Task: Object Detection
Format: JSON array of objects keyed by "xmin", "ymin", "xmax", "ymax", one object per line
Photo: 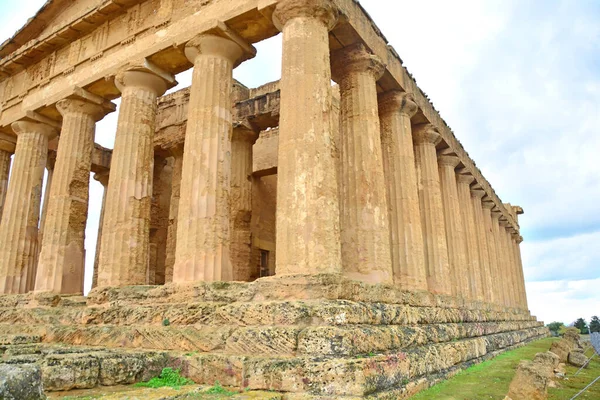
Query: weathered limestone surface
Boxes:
[
  {"xmin": 98, "ymin": 68, "xmax": 172, "ymax": 287},
  {"xmin": 379, "ymin": 92, "xmax": 427, "ymax": 291},
  {"xmin": 36, "ymin": 98, "xmax": 114, "ymax": 294},
  {"xmin": 332, "ymin": 43, "xmax": 392, "ymax": 284},
  {"xmin": 149, "ymin": 156, "xmax": 172, "ymax": 285},
  {"xmin": 438, "ymin": 153, "xmax": 469, "ymax": 297},
  {"xmin": 230, "ymin": 126, "xmax": 259, "ymax": 282},
  {"xmin": 413, "ymin": 124, "xmax": 450, "ymax": 295},
  {"xmin": 173, "ymin": 33, "xmax": 254, "ymax": 283},
  {"xmin": 499, "ymin": 220, "xmax": 516, "ymax": 307},
  {"xmin": 471, "ymin": 188, "xmax": 493, "ymax": 303},
  {"xmin": 0, "ymin": 137, "xmax": 15, "ymax": 223},
  {"xmin": 456, "ymin": 173, "xmax": 482, "ymax": 301},
  {"xmin": 164, "ymin": 147, "xmax": 183, "ymax": 283},
  {"xmin": 483, "ymin": 202, "xmax": 501, "ymax": 305},
  {"xmin": 273, "ymin": 0, "xmax": 342, "ymax": 276},
  {"xmin": 0, "ymin": 121, "xmax": 57, "ymax": 295},
  {"xmin": 91, "ymin": 171, "xmax": 109, "ymax": 290},
  {"xmin": 514, "ymin": 235, "xmax": 529, "ymax": 310}
]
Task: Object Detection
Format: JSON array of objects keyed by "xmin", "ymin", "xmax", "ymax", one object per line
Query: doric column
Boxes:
[
  {"xmin": 509, "ymin": 229, "xmax": 524, "ymax": 308},
  {"xmin": 98, "ymin": 65, "xmax": 174, "ymax": 287},
  {"xmin": 0, "ymin": 121, "xmax": 57, "ymax": 294},
  {"xmin": 149, "ymin": 155, "xmax": 172, "ymax": 285},
  {"xmin": 164, "ymin": 146, "xmax": 183, "ymax": 283},
  {"xmin": 482, "ymin": 201, "xmax": 501, "ymax": 305},
  {"xmin": 172, "ymin": 32, "xmax": 254, "ymax": 283},
  {"xmin": 0, "ymin": 136, "xmax": 16, "ymax": 222},
  {"xmin": 471, "ymin": 188, "xmax": 493, "ymax": 303},
  {"xmin": 272, "ymin": 0, "xmax": 342, "ymax": 276},
  {"xmin": 331, "ymin": 43, "xmax": 392, "ymax": 284},
  {"xmin": 438, "ymin": 152, "xmax": 469, "ymax": 297},
  {"xmin": 456, "ymin": 173, "xmax": 482, "ymax": 301},
  {"xmin": 36, "ymin": 98, "xmax": 114, "ymax": 294},
  {"xmin": 378, "ymin": 91, "xmax": 427, "ymax": 291},
  {"xmin": 514, "ymin": 234, "xmax": 528, "ymax": 309},
  {"xmin": 230, "ymin": 125, "xmax": 259, "ymax": 282},
  {"xmin": 412, "ymin": 124, "xmax": 450, "ymax": 295},
  {"xmin": 91, "ymin": 171, "xmax": 109, "ymax": 289},
  {"xmin": 498, "ymin": 219, "xmax": 516, "ymax": 307},
  {"xmin": 37, "ymin": 152, "xmax": 56, "ymax": 250},
  {"xmin": 490, "ymin": 210, "xmax": 506, "ymax": 306}
]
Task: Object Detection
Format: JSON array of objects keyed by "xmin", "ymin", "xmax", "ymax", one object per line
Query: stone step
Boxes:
[
  {"xmin": 0, "ymin": 331, "xmax": 547, "ymax": 397},
  {"xmin": 0, "ymin": 299, "xmax": 540, "ymax": 328},
  {"xmin": 0, "ymin": 334, "xmax": 42, "ymax": 346},
  {"xmin": 0, "ymin": 321, "xmax": 544, "ymax": 355}
]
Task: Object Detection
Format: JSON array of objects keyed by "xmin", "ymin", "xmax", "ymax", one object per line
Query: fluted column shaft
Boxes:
[
  {"xmin": 332, "ymin": 44, "xmax": 392, "ymax": 284},
  {"xmin": 482, "ymin": 202, "xmax": 501, "ymax": 305},
  {"xmin": 272, "ymin": 0, "xmax": 342, "ymax": 276},
  {"xmin": 509, "ymin": 230, "xmax": 524, "ymax": 308},
  {"xmin": 0, "ymin": 139, "xmax": 16, "ymax": 224},
  {"xmin": 36, "ymin": 99, "xmax": 111, "ymax": 294},
  {"xmin": 91, "ymin": 172, "xmax": 109, "ymax": 289},
  {"xmin": 471, "ymin": 189, "xmax": 493, "ymax": 303},
  {"xmin": 33, "ymin": 153, "xmax": 56, "ymax": 291},
  {"xmin": 514, "ymin": 235, "xmax": 528, "ymax": 309},
  {"xmin": 98, "ymin": 70, "xmax": 170, "ymax": 287},
  {"xmin": 378, "ymin": 92, "xmax": 427, "ymax": 291},
  {"xmin": 499, "ymin": 221, "xmax": 516, "ymax": 307},
  {"xmin": 412, "ymin": 124, "xmax": 450, "ymax": 295},
  {"xmin": 149, "ymin": 156, "xmax": 172, "ymax": 285},
  {"xmin": 230, "ymin": 127, "xmax": 258, "ymax": 282},
  {"xmin": 456, "ymin": 174, "xmax": 482, "ymax": 300},
  {"xmin": 0, "ymin": 121, "xmax": 57, "ymax": 294},
  {"xmin": 438, "ymin": 154, "xmax": 469, "ymax": 297},
  {"xmin": 173, "ymin": 34, "xmax": 251, "ymax": 283},
  {"xmin": 491, "ymin": 211, "xmax": 508, "ymax": 306},
  {"xmin": 164, "ymin": 147, "xmax": 183, "ymax": 283}
]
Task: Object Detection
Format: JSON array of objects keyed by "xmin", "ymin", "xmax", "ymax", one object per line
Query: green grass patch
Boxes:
[
  {"xmin": 410, "ymin": 337, "xmax": 600, "ymax": 400},
  {"xmin": 134, "ymin": 367, "xmax": 194, "ymax": 389}
]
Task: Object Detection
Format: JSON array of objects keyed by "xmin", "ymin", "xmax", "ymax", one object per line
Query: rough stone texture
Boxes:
[
  {"xmin": 173, "ymin": 34, "xmax": 253, "ymax": 283},
  {"xmin": 438, "ymin": 153, "xmax": 469, "ymax": 298},
  {"xmin": 492, "ymin": 213, "xmax": 510, "ymax": 306},
  {"xmin": 378, "ymin": 92, "xmax": 427, "ymax": 291},
  {"xmin": 568, "ymin": 350, "xmax": 587, "ymax": 367},
  {"xmin": 97, "ymin": 69, "xmax": 171, "ymax": 287},
  {"xmin": 91, "ymin": 171, "xmax": 109, "ymax": 290},
  {"xmin": 0, "ymin": 121, "xmax": 57, "ymax": 295},
  {"xmin": 273, "ymin": 0, "xmax": 342, "ymax": 277},
  {"xmin": 0, "ymin": 141, "xmax": 15, "ymax": 223},
  {"xmin": 412, "ymin": 124, "xmax": 450, "ymax": 295},
  {"xmin": 483, "ymin": 202, "xmax": 502, "ymax": 306},
  {"xmin": 149, "ymin": 156, "xmax": 172, "ymax": 285},
  {"xmin": 164, "ymin": 146, "xmax": 183, "ymax": 283},
  {"xmin": 471, "ymin": 189, "xmax": 494, "ymax": 303},
  {"xmin": 230, "ymin": 126, "xmax": 259, "ymax": 282},
  {"xmin": 332, "ymin": 43, "xmax": 392, "ymax": 284},
  {"xmin": 0, "ymin": 363, "xmax": 46, "ymax": 400},
  {"xmin": 36, "ymin": 98, "xmax": 113, "ymax": 294},
  {"xmin": 506, "ymin": 351, "xmax": 559, "ymax": 400},
  {"xmin": 500, "ymin": 222, "xmax": 518, "ymax": 308}
]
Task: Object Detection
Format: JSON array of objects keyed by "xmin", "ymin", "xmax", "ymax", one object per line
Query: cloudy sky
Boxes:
[{"xmin": 0, "ymin": 0, "xmax": 597, "ymax": 325}]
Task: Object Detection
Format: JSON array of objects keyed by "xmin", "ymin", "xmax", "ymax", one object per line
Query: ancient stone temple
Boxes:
[{"xmin": 0, "ymin": 0, "xmax": 546, "ymax": 397}]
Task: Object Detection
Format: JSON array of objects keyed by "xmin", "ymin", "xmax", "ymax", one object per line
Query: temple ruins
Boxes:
[{"xmin": 0, "ymin": 0, "xmax": 546, "ymax": 398}]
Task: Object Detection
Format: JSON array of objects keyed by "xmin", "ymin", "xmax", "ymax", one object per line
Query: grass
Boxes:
[
  {"xmin": 134, "ymin": 367, "xmax": 194, "ymax": 389},
  {"xmin": 411, "ymin": 337, "xmax": 600, "ymax": 400}
]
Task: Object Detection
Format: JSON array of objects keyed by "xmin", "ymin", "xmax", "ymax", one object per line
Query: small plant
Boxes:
[
  {"xmin": 163, "ymin": 318, "xmax": 171, "ymax": 326},
  {"xmin": 135, "ymin": 367, "xmax": 194, "ymax": 389},
  {"xmin": 204, "ymin": 381, "xmax": 237, "ymax": 396}
]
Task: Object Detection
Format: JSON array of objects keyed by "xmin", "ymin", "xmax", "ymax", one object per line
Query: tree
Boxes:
[
  {"xmin": 590, "ymin": 316, "xmax": 600, "ymax": 333},
  {"xmin": 573, "ymin": 317, "xmax": 589, "ymax": 334},
  {"xmin": 546, "ymin": 321, "xmax": 566, "ymax": 336}
]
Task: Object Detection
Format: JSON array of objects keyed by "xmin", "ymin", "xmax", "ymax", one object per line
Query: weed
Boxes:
[
  {"xmin": 135, "ymin": 367, "xmax": 194, "ymax": 389},
  {"xmin": 204, "ymin": 381, "xmax": 237, "ymax": 396},
  {"xmin": 162, "ymin": 318, "xmax": 171, "ymax": 326}
]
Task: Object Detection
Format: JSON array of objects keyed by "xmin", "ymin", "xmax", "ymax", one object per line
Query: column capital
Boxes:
[
  {"xmin": 412, "ymin": 123, "xmax": 441, "ymax": 145},
  {"xmin": 56, "ymin": 98, "xmax": 115, "ymax": 122},
  {"xmin": 331, "ymin": 43, "xmax": 386, "ymax": 82},
  {"xmin": 470, "ymin": 188, "xmax": 486, "ymax": 199},
  {"xmin": 378, "ymin": 91, "xmax": 418, "ymax": 118},
  {"xmin": 437, "ymin": 152, "xmax": 460, "ymax": 168},
  {"xmin": 481, "ymin": 200, "xmax": 495, "ymax": 210},
  {"xmin": 93, "ymin": 171, "xmax": 109, "ymax": 187},
  {"xmin": 185, "ymin": 28, "xmax": 256, "ymax": 68},
  {"xmin": 491, "ymin": 209, "xmax": 502, "ymax": 220},
  {"xmin": 517, "ymin": 235, "xmax": 524, "ymax": 244},
  {"xmin": 0, "ymin": 133, "xmax": 16, "ymax": 153},
  {"xmin": 456, "ymin": 172, "xmax": 475, "ymax": 185},
  {"xmin": 273, "ymin": 0, "xmax": 339, "ymax": 31},
  {"xmin": 11, "ymin": 120, "xmax": 58, "ymax": 140},
  {"xmin": 498, "ymin": 218, "xmax": 509, "ymax": 228},
  {"xmin": 115, "ymin": 60, "xmax": 177, "ymax": 97}
]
